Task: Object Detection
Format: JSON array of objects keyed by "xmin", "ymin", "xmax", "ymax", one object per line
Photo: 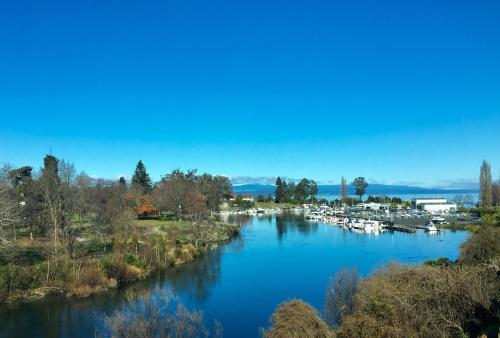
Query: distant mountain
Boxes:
[{"xmin": 232, "ymin": 183, "xmax": 478, "ymax": 197}]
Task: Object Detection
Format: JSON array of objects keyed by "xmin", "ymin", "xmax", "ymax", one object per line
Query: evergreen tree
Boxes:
[
  {"xmin": 310, "ymin": 180, "xmax": 318, "ymax": 203},
  {"xmin": 118, "ymin": 176, "xmax": 127, "ymax": 192},
  {"xmin": 340, "ymin": 176, "xmax": 348, "ymax": 203},
  {"xmin": 479, "ymin": 160, "xmax": 492, "ymax": 207},
  {"xmin": 275, "ymin": 177, "xmax": 285, "ymax": 203},
  {"xmin": 284, "ymin": 181, "xmax": 294, "ymax": 203},
  {"xmin": 132, "ymin": 160, "xmax": 152, "ymax": 194}
]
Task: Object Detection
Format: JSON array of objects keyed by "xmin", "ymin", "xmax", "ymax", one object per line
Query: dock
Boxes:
[{"xmin": 385, "ymin": 223, "xmax": 417, "ymax": 233}]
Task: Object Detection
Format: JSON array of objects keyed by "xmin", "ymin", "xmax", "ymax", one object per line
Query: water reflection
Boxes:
[
  {"xmin": 275, "ymin": 213, "xmax": 318, "ymax": 240},
  {"xmin": 163, "ymin": 247, "xmax": 223, "ymax": 302}
]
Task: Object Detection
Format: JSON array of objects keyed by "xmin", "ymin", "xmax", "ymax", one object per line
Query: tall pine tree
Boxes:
[
  {"xmin": 275, "ymin": 177, "xmax": 285, "ymax": 203},
  {"xmin": 132, "ymin": 160, "xmax": 152, "ymax": 194},
  {"xmin": 340, "ymin": 176, "xmax": 348, "ymax": 203},
  {"xmin": 479, "ymin": 160, "xmax": 492, "ymax": 207}
]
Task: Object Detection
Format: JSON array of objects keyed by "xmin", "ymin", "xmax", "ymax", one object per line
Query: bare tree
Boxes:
[
  {"xmin": 196, "ymin": 174, "xmax": 231, "ymax": 212},
  {"xmin": 155, "ymin": 170, "xmax": 197, "ymax": 218},
  {"xmin": 0, "ymin": 181, "xmax": 19, "ymax": 250},
  {"xmin": 58, "ymin": 159, "xmax": 76, "ymax": 186},
  {"xmin": 39, "ymin": 155, "xmax": 65, "ymax": 252},
  {"xmin": 479, "ymin": 160, "xmax": 492, "ymax": 207},
  {"xmin": 324, "ymin": 268, "xmax": 360, "ymax": 327}
]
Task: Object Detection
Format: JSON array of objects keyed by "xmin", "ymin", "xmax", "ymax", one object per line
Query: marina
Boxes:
[{"xmin": 218, "ymin": 198, "xmax": 476, "ymax": 235}]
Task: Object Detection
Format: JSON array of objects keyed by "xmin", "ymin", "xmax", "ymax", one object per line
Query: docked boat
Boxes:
[
  {"xmin": 430, "ymin": 216, "xmax": 447, "ymax": 225},
  {"xmin": 424, "ymin": 222, "xmax": 439, "ymax": 232}
]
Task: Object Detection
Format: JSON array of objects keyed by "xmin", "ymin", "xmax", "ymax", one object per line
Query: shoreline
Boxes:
[{"xmin": 0, "ymin": 222, "xmax": 240, "ymax": 305}]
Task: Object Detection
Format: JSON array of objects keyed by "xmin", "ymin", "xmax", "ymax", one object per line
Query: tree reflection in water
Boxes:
[
  {"xmin": 163, "ymin": 248, "xmax": 223, "ymax": 302},
  {"xmin": 276, "ymin": 213, "xmax": 318, "ymax": 241}
]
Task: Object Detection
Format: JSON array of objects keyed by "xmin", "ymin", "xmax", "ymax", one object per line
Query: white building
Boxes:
[
  {"xmin": 412, "ymin": 198, "xmax": 457, "ymax": 213},
  {"xmin": 356, "ymin": 202, "xmax": 390, "ymax": 211}
]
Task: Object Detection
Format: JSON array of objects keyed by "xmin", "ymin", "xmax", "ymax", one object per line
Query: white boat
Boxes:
[
  {"xmin": 425, "ymin": 222, "xmax": 439, "ymax": 232},
  {"xmin": 337, "ymin": 217, "xmax": 349, "ymax": 227},
  {"xmin": 430, "ymin": 216, "xmax": 447, "ymax": 225},
  {"xmin": 306, "ymin": 211, "xmax": 323, "ymax": 220}
]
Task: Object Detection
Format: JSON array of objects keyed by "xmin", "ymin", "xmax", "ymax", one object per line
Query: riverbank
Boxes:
[
  {"xmin": 0, "ymin": 218, "xmax": 240, "ymax": 304},
  {"xmin": 0, "ymin": 212, "xmax": 471, "ymax": 338}
]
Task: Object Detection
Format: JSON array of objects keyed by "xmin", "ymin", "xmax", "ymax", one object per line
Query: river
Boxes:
[{"xmin": 0, "ymin": 213, "xmax": 468, "ymax": 338}]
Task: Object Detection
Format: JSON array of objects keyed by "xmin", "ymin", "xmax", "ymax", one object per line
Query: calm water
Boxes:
[{"xmin": 0, "ymin": 214, "xmax": 468, "ymax": 338}]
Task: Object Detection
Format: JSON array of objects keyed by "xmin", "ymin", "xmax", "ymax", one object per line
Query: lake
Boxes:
[{"xmin": 0, "ymin": 213, "xmax": 468, "ymax": 338}]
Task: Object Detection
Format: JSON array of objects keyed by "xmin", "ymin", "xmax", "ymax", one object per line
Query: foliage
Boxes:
[
  {"xmin": 351, "ymin": 177, "xmax": 368, "ymax": 200},
  {"xmin": 340, "ymin": 176, "xmax": 348, "ymax": 203},
  {"xmin": 273, "ymin": 177, "xmax": 318, "ymax": 204},
  {"xmin": 479, "ymin": 159, "xmax": 493, "ymax": 207},
  {"xmin": 256, "ymin": 195, "xmax": 274, "ymax": 203},
  {"xmin": 230, "ymin": 195, "xmax": 255, "ymax": 209},
  {"xmin": 459, "ymin": 225, "xmax": 500, "ymax": 265},
  {"xmin": 365, "ymin": 195, "xmax": 402, "ymax": 204},
  {"xmin": 131, "ymin": 160, "xmax": 153, "ymax": 194},
  {"xmin": 0, "ymin": 155, "xmax": 239, "ymax": 303},
  {"xmin": 274, "ymin": 177, "xmax": 286, "ymax": 203},
  {"xmin": 336, "ymin": 261, "xmax": 500, "ymax": 338},
  {"xmin": 264, "ymin": 299, "xmax": 333, "ymax": 338},
  {"xmin": 424, "ymin": 257, "xmax": 453, "ymax": 267},
  {"xmin": 155, "ymin": 169, "xmax": 230, "ymax": 217}
]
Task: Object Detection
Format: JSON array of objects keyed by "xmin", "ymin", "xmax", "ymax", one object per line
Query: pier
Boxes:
[{"xmin": 385, "ymin": 222, "xmax": 417, "ymax": 233}]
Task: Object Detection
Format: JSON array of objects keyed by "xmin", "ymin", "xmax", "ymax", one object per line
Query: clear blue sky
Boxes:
[{"xmin": 1, "ymin": 0, "xmax": 499, "ymax": 187}]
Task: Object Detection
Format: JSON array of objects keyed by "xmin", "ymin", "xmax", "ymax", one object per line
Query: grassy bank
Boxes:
[{"xmin": 0, "ymin": 217, "xmax": 239, "ymax": 304}]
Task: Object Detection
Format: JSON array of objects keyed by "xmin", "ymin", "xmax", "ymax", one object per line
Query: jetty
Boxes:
[{"xmin": 385, "ymin": 222, "xmax": 417, "ymax": 233}]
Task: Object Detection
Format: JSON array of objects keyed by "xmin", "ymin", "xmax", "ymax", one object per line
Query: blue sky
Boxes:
[{"xmin": 1, "ymin": 0, "xmax": 499, "ymax": 187}]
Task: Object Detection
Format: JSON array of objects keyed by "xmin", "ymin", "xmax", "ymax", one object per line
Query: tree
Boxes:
[
  {"xmin": 39, "ymin": 155, "xmax": 65, "ymax": 250},
  {"xmin": 340, "ymin": 177, "xmax": 348, "ymax": 204},
  {"xmin": 195, "ymin": 174, "xmax": 231, "ymax": 211},
  {"xmin": 479, "ymin": 160, "xmax": 493, "ymax": 207},
  {"xmin": 186, "ymin": 191, "xmax": 208, "ymax": 222},
  {"xmin": 324, "ymin": 268, "xmax": 360, "ymax": 327},
  {"xmin": 131, "ymin": 160, "xmax": 153, "ymax": 194},
  {"xmin": 493, "ymin": 183, "xmax": 500, "ymax": 207},
  {"xmin": 58, "ymin": 159, "xmax": 76, "ymax": 186},
  {"xmin": 155, "ymin": 170, "xmax": 197, "ymax": 218},
  {"xmin": 275, "ymin": 177, "xmax": 285, "ymax": 203},
  {"xmin": 0, "ymin": 180, "xmax": 19, "ymax": 250},
  {"xmin": 118, "ymin": 176, "xmax": 127, "ymax": 192},
  {"xmin": 310, "ymin": 180, "xmax": 318, "ymax": 203},
  {"xmin": 9, "ymin": 165, "xmax": 44, "ymax": 237},
  {"xmin": 295, "ymin": 178, "xmax": 311, "ymax": 203},
  {"xmin": 284, "ymin": 181, "xmax": 293, "ymax": 203},
  {"xmin": 351, "ymin": 177, "xmax": 368, "ymax": 201},
  {"xmin": 8, "ymin": 165, "xmax": 32, "ymax": 187}
]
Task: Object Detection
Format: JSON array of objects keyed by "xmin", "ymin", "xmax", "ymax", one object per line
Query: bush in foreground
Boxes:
[
  {"xmin": 264, "ymin": 299, "xmax": 333, "ymax": 338},
  {"xmin": 335, "ymin": 260, "xmax": 500, "ymax": 338}
]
